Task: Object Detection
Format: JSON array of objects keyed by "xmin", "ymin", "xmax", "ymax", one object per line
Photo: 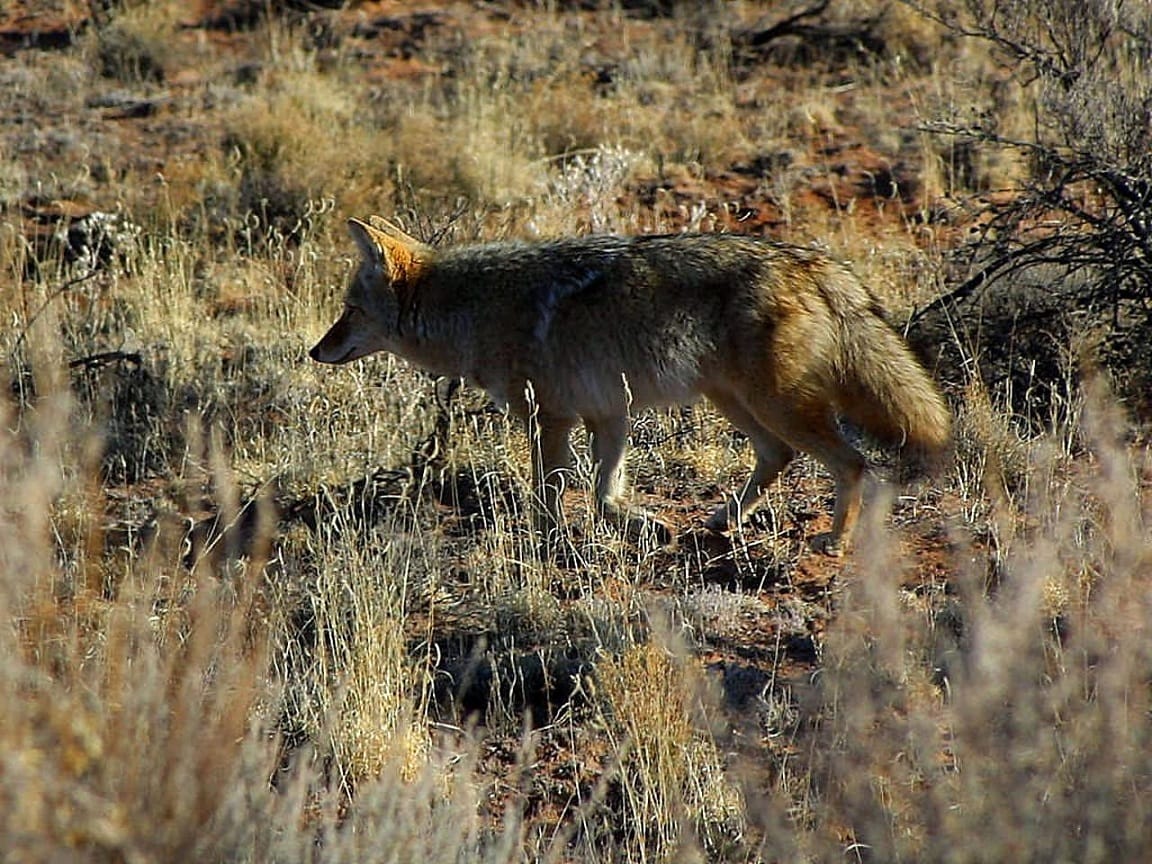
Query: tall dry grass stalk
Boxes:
[
  {"xmin": 275, "ymin": 512, "xmax": 436, "ymax": 787},
  {"xmin": 0, "ymin": 386, "xmax": 520, "ymax": 862},
  {"xmin": 771, "ymin": 379, "xmax": 1152, "ymax": 862},
  {"xmin": 0, "ymin": 391, "xmax": 269, "ymax": 860},
  {"xmin": 597, "ymin": 639, "xmax": 747, "ymax": 860}
]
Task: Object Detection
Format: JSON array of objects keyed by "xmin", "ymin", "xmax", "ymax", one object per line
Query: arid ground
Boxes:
[{"xmin": 2, "ymin": 1, "xmax": 1151, "ymax": 861}]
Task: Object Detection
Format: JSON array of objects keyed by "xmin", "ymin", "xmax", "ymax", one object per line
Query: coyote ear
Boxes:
[
  {"xmin": 348, "ymin": 218, "xmax": 384, "ymax": 270},
  {"xmin": 347, "ymin": 217, "xmax": 428, "ymax": 286},
  {"xmin": 366, "ymin": 215, "xmax": 424, "ymax": 247}
]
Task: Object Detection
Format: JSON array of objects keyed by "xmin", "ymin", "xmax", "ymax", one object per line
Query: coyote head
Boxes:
[{"xmin": 309, "ymin": 217, "xmax": 429, "ymax": 364}]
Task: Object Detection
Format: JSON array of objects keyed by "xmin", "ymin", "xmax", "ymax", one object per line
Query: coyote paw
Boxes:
[
  {"xmin": 603, "ymin": 502, "xmax": 673, "ymax": 546},
  {"xmin": 618, "ymin": 512, "xmax": 673, "ymax": 547},
  {"xmin": 704, "ymin": 506, "xmax": 732, "ymax": 533},
  {"xmin": 811, "ymin": 532, "xmax": 845, "ymax": 557},
  {"xmin": 638, "ymin": 516, "xmax": 674, "ymax": 547}
]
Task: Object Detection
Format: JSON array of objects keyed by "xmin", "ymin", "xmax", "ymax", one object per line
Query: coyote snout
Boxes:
[
  {"xmin": 312, "ymin": 215, "xmax": 951, "ymax": 555},
  {"xmin": 308, "ymin": 314, "xmax": 349, "ymax": 363}
]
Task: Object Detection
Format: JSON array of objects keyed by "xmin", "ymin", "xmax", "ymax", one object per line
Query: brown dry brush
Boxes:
[
  {"xmin": 0, "ymin": 393, "xmax": 268, "ymax": 861},
  {"xmin": 767, "ymin": 378, "xmax": 1152, "ymax": 862},
  {"xmin": 908, "ymin": 0, "xmax": 1152, "ymax": 417},
  {"xmin": 0, "ymin": 389, "xmax": 508, "ymax": 863}
]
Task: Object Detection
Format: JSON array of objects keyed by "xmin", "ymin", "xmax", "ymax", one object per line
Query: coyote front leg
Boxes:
[
  {"xmin": 586, "ymin": 414, "xmax": 672, "ymax": 544},
  {"xmin": 530, "ymin": 415, "xmax": 576, "ymax": 544}
]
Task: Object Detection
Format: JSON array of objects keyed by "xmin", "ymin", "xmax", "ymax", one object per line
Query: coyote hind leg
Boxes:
[
  {"xmin": 704, "ymin": 389, "xmax": 796, "ymax": 532},
  {"xmin": 757, "ymin": 403, "xmax": 866, "ymax": 556}
]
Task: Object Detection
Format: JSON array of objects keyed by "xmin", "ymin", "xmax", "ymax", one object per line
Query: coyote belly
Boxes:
[{"xmin": 311, "ymin": 216, "xmax": 952, "ymax": 554}]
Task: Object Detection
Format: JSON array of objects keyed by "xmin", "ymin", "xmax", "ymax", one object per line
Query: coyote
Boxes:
[{"xmin": 311, "ymin": 216, "xmax": 951, "ymax": 554}]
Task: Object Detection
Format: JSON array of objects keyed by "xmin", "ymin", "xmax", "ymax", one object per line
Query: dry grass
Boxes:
[
  {"xmin": 598, "ymin": 639, "xmax": 747, "ymax": 859},
  {"xmin": 2, "ymin": 1, "xmax": 1150, "ymax": 861},
  {"xmin": 786, "ymin": 383, "xmax": 1152, "ymax": 864}
]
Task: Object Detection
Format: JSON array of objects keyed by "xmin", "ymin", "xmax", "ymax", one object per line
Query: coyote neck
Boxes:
[{"xmin": 397, "ymin": 300, "xmax": 480, "ymax": 382}]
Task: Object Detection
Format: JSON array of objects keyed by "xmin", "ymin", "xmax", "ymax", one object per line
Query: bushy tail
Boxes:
[{"xmin": 834, "ymin": 297, "xmax": 952, "ymax": 467}]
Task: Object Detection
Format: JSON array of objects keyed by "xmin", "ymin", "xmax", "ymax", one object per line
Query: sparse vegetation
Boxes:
[{"xmin": 1, "ymin": 1, "xmax": 1150, "ymax": 861}]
